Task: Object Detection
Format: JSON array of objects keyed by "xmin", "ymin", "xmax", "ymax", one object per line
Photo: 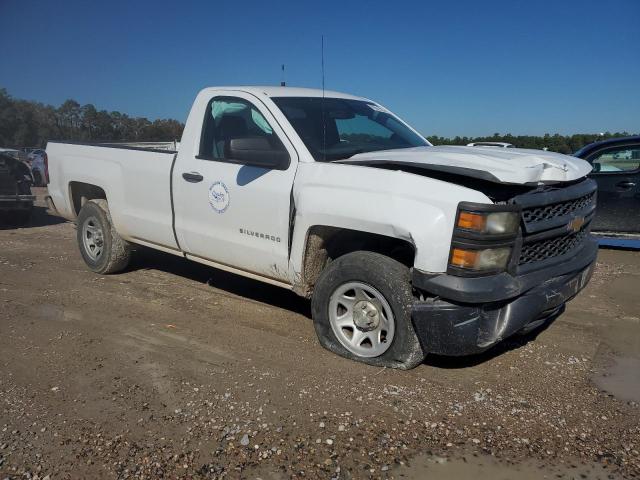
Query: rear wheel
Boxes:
[
  {"xmin": 76, "ymin": 200, "xmax": 131, "ymax": 274},
  {"xmin": 311, "ymin": 251, "xmax": 425, "ymax": 369}
]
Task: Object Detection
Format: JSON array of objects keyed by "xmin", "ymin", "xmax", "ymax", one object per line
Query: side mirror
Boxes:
[
  {"xmin": 591, "ymin": 162, "xmax": 601, "ymax": 173},
  {"xmin": 226, "ymin": 137, "xmax": 290, "ymax": 170}
]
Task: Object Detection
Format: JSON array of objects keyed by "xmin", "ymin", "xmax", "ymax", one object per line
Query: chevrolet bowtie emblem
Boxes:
[{"xmin": 567, "ymin": 216, "xmax": 585, "ymax": 233}]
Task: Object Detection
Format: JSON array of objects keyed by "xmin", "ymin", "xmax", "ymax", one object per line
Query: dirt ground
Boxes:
[{"xmin": 1, "ymin": 189, "xmax": 639, "ymax": 480}]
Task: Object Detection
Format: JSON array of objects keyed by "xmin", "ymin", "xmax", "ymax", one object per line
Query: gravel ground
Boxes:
[{"xmin": 0, "ymin": 189, "xmax": 639, "ymax": 479}]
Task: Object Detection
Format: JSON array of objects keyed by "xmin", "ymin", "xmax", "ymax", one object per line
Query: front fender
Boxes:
[{"xmin": 289, "ymin": 162, "xmax": 491, "ymax": 276}]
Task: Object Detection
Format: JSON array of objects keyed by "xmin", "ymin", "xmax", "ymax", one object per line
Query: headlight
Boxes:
[
  {"xmin": 457, "ymin": 210, "xmax": 520, "ymax": 235},
  {"xmin": 448, "ymin": 203, "xmax": 521, "ymax": 276},
  {"xmin": 450, "ymin": 246, "xmax": 513, "ymax": 272}
]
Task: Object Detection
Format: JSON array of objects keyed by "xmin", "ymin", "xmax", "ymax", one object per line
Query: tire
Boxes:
[
  {"xmin": 311, "ymin": 251, "xmax": 425, "ymax": 369},
  {"xmin": 76, "ymin": 199, "xmax": 131, "ymax": 274}
]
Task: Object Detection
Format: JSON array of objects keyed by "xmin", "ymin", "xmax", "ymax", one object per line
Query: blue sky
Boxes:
[{"xmin": 1, "ymin": 0, "xmax": 638, "ymax": 137}]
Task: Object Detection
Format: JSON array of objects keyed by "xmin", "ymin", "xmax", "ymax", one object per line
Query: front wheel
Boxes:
[{"xmin": 311, "ymin": 251, "xmax": 425, "ymax": 369}]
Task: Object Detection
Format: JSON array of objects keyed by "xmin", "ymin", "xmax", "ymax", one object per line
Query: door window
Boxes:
[
  {"xmin": 199, "ymin": 96, "xmax": 287, "ymax": 162},
  {"xmin": 591, "ymin": 146, "xmax": 640, "ymax": 173}
]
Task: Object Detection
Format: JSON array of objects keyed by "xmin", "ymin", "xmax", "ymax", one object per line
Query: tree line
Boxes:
[
  {"xmin": 0, "ymin": 88, "xmax": 184, "ymax": 148},
  {"xmin": 0, "ymin": 88, "xmax": 635, "ymax": 153}
]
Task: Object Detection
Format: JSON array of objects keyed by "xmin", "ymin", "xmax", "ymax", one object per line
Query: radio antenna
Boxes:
[
  {"xmin": 280, "ymin": 64, "xmax": 286, "ymax": 87},
  {"xmin": 321, "ymin": 35, "xmax": 326, "ymax": 162}
]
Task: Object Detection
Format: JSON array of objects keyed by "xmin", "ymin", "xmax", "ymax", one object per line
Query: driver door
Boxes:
[{"xmin": 172, "ymin": 91, "xmax": 298, "ymax": 282}]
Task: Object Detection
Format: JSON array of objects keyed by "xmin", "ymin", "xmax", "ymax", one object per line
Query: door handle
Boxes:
[
  {"xmin": 616, "ymin": 181, "xmax": 636, "ymax": 189},
  {"xmin": 182, "ymin": 172, "xmax": 204, "ymax": 183}
]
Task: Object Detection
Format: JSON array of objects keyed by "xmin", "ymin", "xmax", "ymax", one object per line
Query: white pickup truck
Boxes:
[{"xmin": 46, "ymin": 86, "xmax": 598, "ymax": 369}]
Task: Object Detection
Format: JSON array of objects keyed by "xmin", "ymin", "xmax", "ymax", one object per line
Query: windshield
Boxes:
[{"xmin": 272, "ymin": 97, "xmax": 428, "ymax": 161}]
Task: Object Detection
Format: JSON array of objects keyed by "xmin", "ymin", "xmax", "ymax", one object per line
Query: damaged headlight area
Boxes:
[
  {"xmin": 448, "ymin": 202, "xmax": 521, "ymax": 275},
  {"xmin": 456, "ymin": 210, "xmax": 519, "ymax": 235}
]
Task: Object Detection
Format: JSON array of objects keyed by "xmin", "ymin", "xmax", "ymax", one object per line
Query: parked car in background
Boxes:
[
  {"xmin": 0, "ymin": 147, "xmax": 31, "ymax": 164},
  {"xmin": 0, "ymin": 151, "xmax": 35, "ymax": 224},
  {"xmin": 466, "ymin": 142, "xmax": 515, "ymax": 148},
  {"xmin": 1, "ymin": 148, "xmax": 47, "ymax": 187},
  {"xmin": 26, "ymin": 148, "xmax": 48, "ymax": 186},
  {"xmin": 574, "ymin": 135, "xmax": 640, "ymax": 245}
]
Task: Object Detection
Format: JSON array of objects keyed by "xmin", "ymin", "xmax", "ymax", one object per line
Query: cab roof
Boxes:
[{"xmin": 199, "ymin": 86, "xmax": 368, "ymax": 101}]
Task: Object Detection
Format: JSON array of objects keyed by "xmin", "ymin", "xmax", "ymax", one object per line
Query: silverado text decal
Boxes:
[{"xmin": 239, "ymin": 228, "xmax": 281, "ymax": 243}]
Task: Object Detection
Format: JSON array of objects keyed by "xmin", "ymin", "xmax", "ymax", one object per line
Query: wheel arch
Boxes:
[
  {"xmin": 68, "ymin": 181, "xmax": 108, "ymax": 218},
  {"xmin": 293, "ymin": 225, "xmax": 416, "ymax": 297}
]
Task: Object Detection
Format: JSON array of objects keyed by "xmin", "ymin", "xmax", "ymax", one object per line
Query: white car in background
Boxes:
[{"xmin": 467, "ymin": 142, "xmax": 515, "ymax": 148}]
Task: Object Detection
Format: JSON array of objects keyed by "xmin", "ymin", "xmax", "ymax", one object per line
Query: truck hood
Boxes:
[{"xmin": 337, "ymin": 145, "xmax": 592, "ymax": 185}]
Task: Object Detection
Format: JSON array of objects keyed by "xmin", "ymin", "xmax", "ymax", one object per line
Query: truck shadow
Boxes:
[
  {"xmin": 0, "ymin": 206, "xmax": 67, "ymax": 230},
  {"xmin": 128, "ymin": 247, "xmax": 559, "ymax": 368},
  {"xmin": 129, "ymin": 247, "xmax": 312, "ymax": 317}
]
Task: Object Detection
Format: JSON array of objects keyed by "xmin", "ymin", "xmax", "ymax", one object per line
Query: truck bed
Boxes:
[{"xmin": 46, "ymin": 141, "xmax": 179, "ymax": 252}]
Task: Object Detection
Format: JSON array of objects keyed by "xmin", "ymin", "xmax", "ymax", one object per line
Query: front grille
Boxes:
[
  {"xmin": 513, "ymin": 179, "xmax": 597, "ymax": 269},
  {"xmin": 519, "ymin": 228, "xmax": 588, "ymax": 265},
  {"xmin": 522, "ymin": 191, "xmax": 595, "ymax": 225}
]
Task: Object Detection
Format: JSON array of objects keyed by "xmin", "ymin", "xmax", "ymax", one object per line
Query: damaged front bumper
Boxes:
[{"xmin": 411, "ymin": 237, "xmax": 598, "ymax": 356}]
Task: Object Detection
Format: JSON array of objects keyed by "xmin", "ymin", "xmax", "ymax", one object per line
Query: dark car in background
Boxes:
[
  {"xmin": 23, "ymin": 148, "xmax": 49, "ymax": 186},
  {"xmin": 575, "ymin": 136, "xmax": 640, "ymax": 245},
  {"xmin": 0, "ymin": 152, "xmax": 35, "ymax": 225}
]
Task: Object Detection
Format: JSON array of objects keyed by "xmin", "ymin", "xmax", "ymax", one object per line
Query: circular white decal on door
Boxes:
[{"xmin": 208, "ymin": 181, "xmax": 230, "ymax": 214}]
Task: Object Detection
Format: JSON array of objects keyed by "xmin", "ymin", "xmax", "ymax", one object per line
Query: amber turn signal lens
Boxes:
[
  {"xmin": 457, "ymin": 211, "xmax": 486, "ymax": 231},
  {"xmin": 450, "ymin": 248, "xmax": 479, "ymax": 268},
  {"xmin": 450, "ymin": 246, "xmax": 512, "ymax": 271}
]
